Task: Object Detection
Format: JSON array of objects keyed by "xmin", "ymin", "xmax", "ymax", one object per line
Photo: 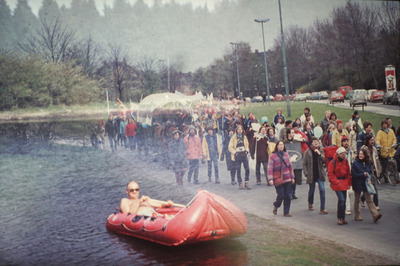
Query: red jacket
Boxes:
[
  {"xmin": 125, "ymin": 122, "xmax": 137, "ymax": 137},
  {"xmin": 184, "ymin": 134, "xmax": 203, "ymax": 160},
  {"xmin": 327, "ymin": 154, "xmax": 352, "ymax": 191},
  {"xmin": 294, "ymin": 130, "xmax": 309, "ymax": 153}
]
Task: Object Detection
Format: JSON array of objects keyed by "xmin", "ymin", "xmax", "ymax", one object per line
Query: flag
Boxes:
[{"xmin": 116, "ymin": 98, "xmax": 127, "ymax": 116}]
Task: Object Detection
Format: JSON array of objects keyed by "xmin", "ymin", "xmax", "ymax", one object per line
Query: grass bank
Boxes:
[
  {"xmin": 241, "ymin": 101, "xmax": 400, "ymax": 131},
  {"xmin": 240, "ymin": 214, "xmax": 394, "ymax": 265}
]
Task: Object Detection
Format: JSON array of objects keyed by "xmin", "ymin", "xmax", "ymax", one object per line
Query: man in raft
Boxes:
[{"xmin": 120, "ymin": 181, "xmax": 175, "ymax": 217}]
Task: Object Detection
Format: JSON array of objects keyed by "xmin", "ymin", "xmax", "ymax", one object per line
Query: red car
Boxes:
[
  {"xmin": 329, "ymin": 92, "xmax": 344, "ymax": 104},
  {"xmin": 274, "ymin": 94, "xmax": 283, "ymax": 101},
  {"xmin": 369, "ymin": 90, "xmax": 384, "ymax": 103}
]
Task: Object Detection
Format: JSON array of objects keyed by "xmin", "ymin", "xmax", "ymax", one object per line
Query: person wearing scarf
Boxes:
[
  {"xmin": 250, "ymin": 126, "xmax": 269, "ymax": 185},
  {"xmin": 229, "ymin": 125, "xmax": 251, "ymax": 189},
  {"xmin": 351, "ymin": 148, "xmax": 382, "ymax": 223},
  {"xmin": 327, "ymin": 147, "xmax": 352, "ymax": 225},
  {"xmin": 375, "ymin": 120, "xmax": 396, "ymax": 183},
  {"xmin": 267, "ymin": 140, "xmax": 295, "ymax": 217},
  {"xmin": 303, "ymin": 137, "xmax": 328, "ymax": 214}
]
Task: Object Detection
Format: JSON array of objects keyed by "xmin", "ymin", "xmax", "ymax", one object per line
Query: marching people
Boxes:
[
  {"xmin": 125, "ymin": 117, "xmax": 137, "ymax": 151},
  {"xmin": 361, "ymin": 135, "xmax": 381, "ymax": 209},
  {"xmin": 105, "ymin": 114, "xmax": 118, "ymax": 152},
  {"xmin": 250, "ymin": 126, "xmax": 270, "ymax": 185},
  {"xmin": 328, "ymin": 147, "xmax": 352, "ymax": 225},
  {"xmin": 168, "ymin": 130, "xmax": 187, "ymax": 186},
  {"xmin": 332, "ymin": 120, "xmax": 348, "ymax": 147},
  {"xmin": 202, "ymin": 127, "xmax": 222, "ymax": 184},
  {"xmin": 221, "ymin": 127, "xmax": 237, "ymax": 185},
  {"xmin": 273, "ymin": 108, "xmax": 285, "ymax": 125},
  {"xmin": 329, "ymin": 112, "xmax": 338, "ymax": 127},
  {"xmin": 279, "ymin": 120, "xmax": 292, "ymax": 141},
  {"xmin": 351, "ymin": 148, "xmax": 382, "ymax": 223},
  {"xmin": 300, "ymin": 107, "xmax": 314, "ymax": 127},
  {"xmin": 375, "ymin": 119, "xmax": 397, "ymax": 183},
  {"xmin": 119, "ymin": 116, "xmax": 128, "ymax": 148},
  {"xmin": 342, "ymin": 136, "xmax": 355, "ymax": 215},
  {"xmin": 292, "ymin": 121, "xmax": 309, "ymax": 153},
  {"xmin": 274, "ymin": 115, "xmax": 285, "ymax": 139},
  {"xmin": 303, "ymin": 137, "xmax": 328, "ymax": 214},
  {"xmin": 320, "ymin": 110, "xmax": 331, "ymax": 133},
  {"xmin": 322, "ymin": 124, "xmax": 335, "ymax": 147},
  {"xmin": 284, "ymin": 128, "xmax": 303, "ymax": 200},
  {"xmin": 267, "ymin": 140, "xmax": 295, "ymax": 217},
  {"xmin": 229, "ymin": 125, "xmax": 251, "ymax": 189},
  {"xmin": 357, "ymin": 121, "xmax": 374, "ymax": 152},
  {"xmin": 184, "ymin": 125, "xmax": 203, "ymax": 184}
]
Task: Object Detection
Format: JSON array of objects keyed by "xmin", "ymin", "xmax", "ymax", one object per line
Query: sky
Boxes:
[{"xmin": 4, "ymin": 0, "xmax": 364, "ymax": 71}]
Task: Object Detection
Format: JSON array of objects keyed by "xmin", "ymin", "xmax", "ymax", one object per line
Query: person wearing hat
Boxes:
[
  {"xmin": 331, "ymin": 120, "xmax": 349, "ymax": 147},
  {"xmin": 184, "ymin": 125, "xmax": 203, "ymax": 184},
  {"xmin": 229, "ymin": 125, "xmax": 251, "ymax": 189},
  {"xmin": 327, "ymin": 146, "xmax": 352, "ymax": 225},
  {"xmin": 168, "ymin": 130, "xmax": 188, "ymax": 185},
  {"xmin": 202, "ymin": 127, "xmax": 222, "ymax": 183},
  {"xmin": 279, "ymin": 120, "xmax": 292, "ymax": 141},
  {"xmin": 221, "ymin": 127, "xmax": 237, "ymax": 185},
  {"xmin": 300, "ymin": 107, "xmax": 314, "ymax": 127}
]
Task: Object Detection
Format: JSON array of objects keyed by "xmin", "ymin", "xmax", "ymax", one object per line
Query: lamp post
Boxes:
[
  {"xmin": 159, "ymin": 58, "xmax": 170, "ymax": 92},
  {"xmin": 278, "ymin": 0, "xmax": 291, "ymax": 117},
  {"xmin": 230, "ymin": 42, "xmax": 241, "ymax": 99},
  {"xmin": 254, "ymin": 18, "xmax": 271, "ymax": 105}
]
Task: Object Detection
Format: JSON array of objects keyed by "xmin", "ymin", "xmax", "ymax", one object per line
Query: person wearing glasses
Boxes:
[{"xmin": 120, "ymin": 181, "xmax": 174, "ymax": 216}]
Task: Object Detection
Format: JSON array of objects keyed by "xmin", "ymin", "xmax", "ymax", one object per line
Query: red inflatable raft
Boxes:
[{"xmin": 106, "ymin": 190, "xmax": 247, "ymax": 246}]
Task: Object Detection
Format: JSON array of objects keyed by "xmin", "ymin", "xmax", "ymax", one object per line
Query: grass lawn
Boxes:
[{"xmin": 240, "ymin": 101, "xmax": 400, "ymax": 132}]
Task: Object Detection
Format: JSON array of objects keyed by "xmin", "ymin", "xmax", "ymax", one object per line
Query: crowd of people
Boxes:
[{"xmin": 99, "ymin": 106, "xmax": 400, "ymax": 225}]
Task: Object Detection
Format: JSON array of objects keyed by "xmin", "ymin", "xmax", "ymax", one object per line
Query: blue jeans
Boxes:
[
  {"xmin": 128, "ymin": 136, "xmax": 135, "ymax": 150},
  {"xmin": 308, "ymin": 178, "xmax": 326, "ymax": 210},
  {"xmin": 207, "ymin": 154, "xmax": 219, "ymax": 180},
  {"xmin": 335, "ymin": 191, "xmax": 347, "ymax": 219},
  {"xmin": 274, "ymin": 182, "xmax": 292, "ymax": 215},
  {"xmin": 235, "ymin": 154, "xmax": 250, "ymax": 183},
  {"xmin": 108, "ymin": 135, "xmax": 116, "ymax": 151},
  {"xmin": 188, "ymin": 159, "xmax": 200, "ymax": 182}
]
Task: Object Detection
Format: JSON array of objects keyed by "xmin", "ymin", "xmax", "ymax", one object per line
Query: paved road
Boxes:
[{"xmin": 312, "ymin": 99, "xmax": 400, "ymax": 117}]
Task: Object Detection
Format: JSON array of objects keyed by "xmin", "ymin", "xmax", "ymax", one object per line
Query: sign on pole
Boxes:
[{"xmin": 385, "ymin": 65, "xmax": 396, "ymax": 91}]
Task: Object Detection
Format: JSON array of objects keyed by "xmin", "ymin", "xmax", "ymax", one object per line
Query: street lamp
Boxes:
[
  {"xmin": 230, "ymin": 42, "xmax": 241, "ymax": 99},
  {"xmin": 254, "ymin": 18, "xmax": 271, "ymax": 105},
  {"xmin": 278, "ymin": 0, "xmax": 291, "ymax": 117},
  {"xmin": 159, "ymin": 57, "xmax": 170, "ymax": 92}
]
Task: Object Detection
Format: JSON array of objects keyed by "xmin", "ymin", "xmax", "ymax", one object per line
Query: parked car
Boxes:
[
  {"xmin": 382, "ymin": 91, "xmax": 394, "ymax": 104},
  {"xmin": 303, "ymin": 92, "xmax": 311, "ymax": 99},
  {"xmin": 345, "ymin": 90, "xmax": 353, "ymax": 99},
  {"xmin": 367, "ymin": 89, "xmax": 377, "ymax": 101},
  {"xmin": 390, "ymin": 91, "xmax": 399, "ymax": 105},
  {"xmin": 251, "ymin": 96, "xmax": 263, "ymax": 102},
  {"xmin": 274, "ymin": 94, "xmax": 283, "ymax": 101},
  {"xmin": 319, "ymin": 91, "xmax": 329, "ymax": 99},
  {"xmin": 337, "ymin": 86, "xmax": 352, "ymax": 98},
  {"xmin": 310, "ymin": 92, "xmax": 323, "ymax": 100},
  {"xmin": 244, "ymin": 97, "xmax": 251, "ymax": 102},
  {"xmin": 353, "ymin": 89, "xmax": 368, "ymax": 99},
  {"xmin": 349, "ymin": 94, "xmax": 367, "ymax": 108},
  {"xmin": 329, "ymin": 92, "xmax": 344, "ymax": 104},
  {"xmin": 369, "ymin": 90, "xmax": 384, "ymax": 103},
  {"xmin": 294, "ymin": 93, "xmax": 307, "ymax": 101}
]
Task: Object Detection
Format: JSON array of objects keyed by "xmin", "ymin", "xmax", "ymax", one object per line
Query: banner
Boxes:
[
  {"xmin": 385, "ymin": 65, "xmax": 396, "ymax": 91},
  {"xmin": 284, "ymin": 141, "xmax": 303, "ymax": 170}
]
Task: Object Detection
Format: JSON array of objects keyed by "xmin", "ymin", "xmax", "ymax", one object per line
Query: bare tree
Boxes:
[
  {"xmin": 19, "ymin": 17, "xmax": 76, "ymax": 63},
  {"xmin": 67, "ymin": 35, "xmax": 102, "ymax": 77},
  {"xmin": 134, "ymin": 55, "xmax": 162, "ymax": 95},
  {"xmin": 107, "ymin": 44, "xmax": 131, "ymax": 101}
]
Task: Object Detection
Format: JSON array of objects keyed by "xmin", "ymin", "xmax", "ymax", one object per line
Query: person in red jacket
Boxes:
[
  {"xmin": 125, "ymin": 117, "xmax": 137, "ymax": 151},
  {"xmin": 328, "ymin": 146, "xmax": 352, "ymax": 225},
  {"xmin": 184, "ymin": 125, "xmax": 203, "ymax": 184}
]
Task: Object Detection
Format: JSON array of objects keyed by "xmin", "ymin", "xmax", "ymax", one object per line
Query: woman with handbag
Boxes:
[
  {"xmin": 351, "ymin": 148, "xmax": 382, "ymax": 223},
  {"xmin": 267, "ymin": 140, "xmax": 295, "ymax": 217}
]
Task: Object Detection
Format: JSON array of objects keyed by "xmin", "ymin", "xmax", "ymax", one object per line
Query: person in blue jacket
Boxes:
[{"xmin": 351, "ymin": 148, "xmax": 382, "ymax": 223}]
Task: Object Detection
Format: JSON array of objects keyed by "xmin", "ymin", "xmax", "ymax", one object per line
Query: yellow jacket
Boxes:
[
  {"xmin": 376, "ymin": 129, "xmax": 396, "ymax": 158},
  {"xmin": 202, "ymin": 134, "xmax": 222, "ymax": 160},
  {"xmin": 332, "ymin": 129, "xmax": 349, "ymax": 147},
  {"xmin": 228, "ymin": 134, "xmax": 249, "ymax": 161}
]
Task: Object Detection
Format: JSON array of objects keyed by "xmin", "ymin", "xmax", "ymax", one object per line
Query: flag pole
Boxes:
[{"xmin": 106, "ymin": 89, "xmax": 110, "ymax": 115}]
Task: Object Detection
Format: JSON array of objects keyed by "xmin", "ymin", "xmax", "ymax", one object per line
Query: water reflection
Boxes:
[{"xmin": 0, "ymin": 120, "xmax": 248, "ymax": 265}]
